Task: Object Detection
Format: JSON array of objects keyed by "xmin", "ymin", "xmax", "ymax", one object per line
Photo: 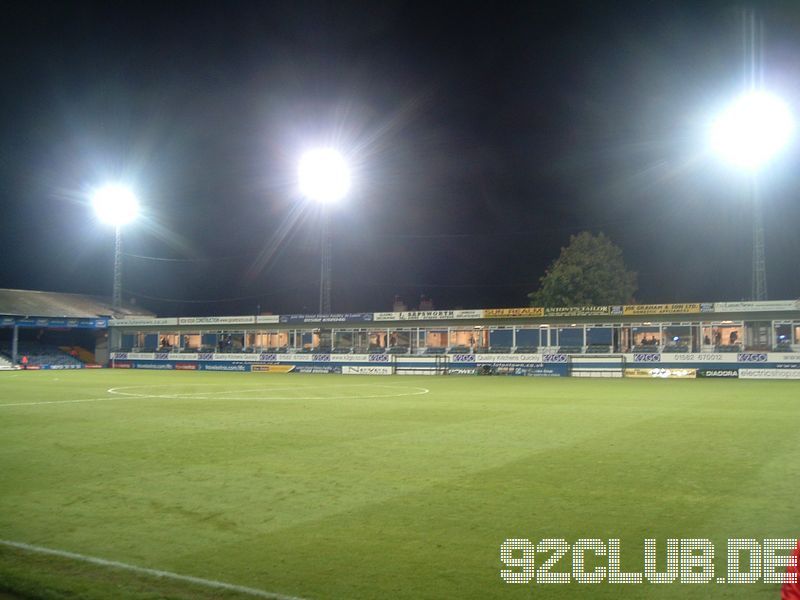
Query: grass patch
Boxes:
[{"xmin": 1, "ymin": 370, "xmax": 797, "ymax": 598}]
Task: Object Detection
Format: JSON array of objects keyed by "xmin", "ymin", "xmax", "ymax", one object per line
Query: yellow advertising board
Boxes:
[
  {"xmin": 625, "ymin": 368, "xmax": 697, "ymax": 379},
  {"xmin": 484, "ymin": 307, "xmax": 545, "ymax": 318},
  {"xmin": 622, "ymin": 303, "xmax": 701, "ymax": 316},
  {"xmin": 251, "ymin": 364, "xmax": 295, "ymax": 373}
]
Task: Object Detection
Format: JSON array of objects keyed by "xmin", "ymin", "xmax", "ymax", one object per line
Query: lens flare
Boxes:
[
  {"xmin": 298, "ymin": 149, "xmax": 351, "ymax": 203},
  {"xmin": 92, "ymin": 185, "xmax": 139, "ymax": 225},
  {"xmin": 709, "ymin": 91, "xmax": 794, "ymax": 170}
]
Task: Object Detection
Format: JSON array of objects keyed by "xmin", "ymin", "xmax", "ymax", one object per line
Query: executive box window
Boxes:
[
  {"xmin": 249, "ymin": 331, "xmax": 290, "ymax": 350},
  {"xmin": 157, "ymin": 333, "xmax": 179, "ymax": 350},
  {"xmin": 425, "ymin": 330, "xmax": 447, "ymax": 349},
  {"xmin": 557, "ymin": 327, "xmax": 583, "ymax": 351},
  {"xmin": 388, "ymin": 330, "xmax": 411, "ymax": 350},
  {"xmin": 743, "ymin": 321, "xmax": 771, "ymax": 351},
  {"xmin": 514, "ymin": 327, "xmax": 540, "ymax": 351},
  {"xmin": 586, "ymin": 326, "xmax": 613, "ymax": 352},
  {"xmin": 333, "ymin": 330, "xmax": 353, "ymax": 351},
  {"xmin": 180, "ymin": 333, "xmax": 201, "ymax": 351},
  {"xmin": 774, "ymin": 323, "xmax": 793, "ymax": 350},
  {"xmin": 773, "ymin": 322, "xmax": 800, "ymax": 350},
  {"xmin": 701, "ymin": 322, "xmax": 743, "ymax": 351},
  {"xmin": 213, "ymin": 332, "xmax": 244, "ymax": 352},
  {"xmin": 448, "ymin": 329, "xmax": 485, "ymax": 352},
  {"xmin": 630, "ymin": 326, "xmax": 661, "ymax": 351},
  {"xmin": 662, "ymin": 325, "xmax": 691, "ymax": 352},
  {"xmin": 299, "ymin": 331, "xmax": 314, "ymax": 350},
  {"xmin": 488, "ymin": 328, "xmax": 512, "ymax": 351},
  {"xmin": 351, "ymin": 330, "xmax": 371, "ymax": 352}
]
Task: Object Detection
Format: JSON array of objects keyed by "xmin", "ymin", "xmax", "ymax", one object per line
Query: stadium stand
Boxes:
[
  {"xmin": 448, "ymin": 345, "xmax": 473, "ymax": 354},
  {"xmin": 101, "ymin": 299, "xmax": 800, "ymax": 375},
  {"xmin": 0, "ymin": 354, "xmax": 13, "ymax": 370},
  {"xmin": 60, "ymin": 345, "xmax": 96, "ymax": 363},
  {"xmin": 586, "ymin": 344, "xmax": 612, "ymax": 354},
  {"xmin": 663, "ymin": 343, "xmax": 690, "ymax": 352},
  {"xmin": 632, "ymin": 344, "xmax": 660, "ymax": 353},
  {"xmin": 716, "ymin": 344, "xmax": 742, "ymax": 352},
  {"xmin": 513, "ymin": 346, "xmax": 539, "ymax": 353},
  {"xmin": 0, "ymin": 287, "xmax": 151, "ymax": 367},
  {"xmin": 0, "ymin": 343, "xmax": 84, "ymax": 367},
  {"xmin": 424, "ymin": 347, "xmax": 447, "ymax": 355},
  {"xmin": 557, "ymin": 345, "xmax": 583, "ymax": 354},
  {"xmin": 0, "ymin": 288, "xmax": 145, "ymax": 319}
]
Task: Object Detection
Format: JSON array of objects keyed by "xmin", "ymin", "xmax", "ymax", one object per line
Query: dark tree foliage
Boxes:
[{"xmin": 529, "ymin": 232, "xmax": 637, "ymax": 307}]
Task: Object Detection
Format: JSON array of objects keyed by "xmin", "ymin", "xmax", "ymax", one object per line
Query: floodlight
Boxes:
[
  {"xmin": 92, "ymin": 184, "xmax": 139, "ymax": 225},
  {"xmin": 709, "ymin": 91, "xmax": 794, "ymax": 171},
  {"xmin": 298, "ymin": 148, "xmax": 350, "ymax": 203}
]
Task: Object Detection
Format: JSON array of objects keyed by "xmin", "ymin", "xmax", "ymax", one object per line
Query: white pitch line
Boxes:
[
  {"xmin": 0, "ymin": 397, "xmax": 124, "ymax": 408},
  {"xmin": 0, "ymin": 383, "xmax": 430, "ymax": 407},
  {"xmin": 107, "ymin": 383, "xmax": 430, "ymax": 402},
  {"xmin": 0, "ymin": 539, "xmax": 308, "ymax": 600}
]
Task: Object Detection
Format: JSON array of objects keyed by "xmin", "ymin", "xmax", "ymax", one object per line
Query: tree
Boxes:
[{"xmin": 528, "ymin": 232, "xmax": 637, "ymax": 307}]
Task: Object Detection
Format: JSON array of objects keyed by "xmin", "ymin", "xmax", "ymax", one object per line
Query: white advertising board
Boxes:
[
  {"xmin": 715, "ymin": 300, "xmax": 799, "ymax": 313},
  {"xmin": 373, "ymin": 312, "xmax": 400, "ymax": 321},
  {"xmin": 739, "ymin": 368, "xmax": 800, "ymax": 380},
  {"xmin": 178, "ymin": 316, "xmax": 256, "ymax": 325},
  {"xmin": 473, "ymin": 353, "xmax": 543, "ymax": 363},
  {"xmin": 342, "ymin": 366, "xmax": 393, "ymax": 375},
  {"xmin": 255, "ymin": 315, "xmax": 280, "ymax": 324},
  {"xmin": 110, "ymin": 317, "xmax": 178, "ymax": 327}
]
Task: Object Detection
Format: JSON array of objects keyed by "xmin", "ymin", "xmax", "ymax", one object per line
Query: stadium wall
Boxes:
[{"xmin": 107, "ymin": 351, "xmax": 800, "ymax": 379}]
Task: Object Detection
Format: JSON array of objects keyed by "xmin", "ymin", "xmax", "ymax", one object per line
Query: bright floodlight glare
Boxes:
[
  {"xmin": 298, "ymin": 148, "xmax": 350, "ymax": 203},
  {"xmin": 92, "ymin": 185, "xmax": 139, "ymax": 226},
  {"xmin": 709, "ymin": 91, "xmax": 794, "ymax": 170}
]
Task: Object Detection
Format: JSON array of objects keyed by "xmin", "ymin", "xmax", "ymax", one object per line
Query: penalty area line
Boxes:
[{"xmin": 0, "ymin": 539, "xmax": 308, "ymax": 600}]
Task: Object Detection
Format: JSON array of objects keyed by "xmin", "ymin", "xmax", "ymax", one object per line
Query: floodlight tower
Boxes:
[
  {"xmin": 298, "ymin": 148, "xmax": 350, "ymax": 314},
  {"xmin": 708, "ymin": 14, "xmax": 794, "ymax": 300},
  {"xmin": 92, "ymin": 184, "xmax": 139, "ymax": 309},
  {"xmin": 710, "ymin": 92, "xmax": 793, "ymax": 300}
]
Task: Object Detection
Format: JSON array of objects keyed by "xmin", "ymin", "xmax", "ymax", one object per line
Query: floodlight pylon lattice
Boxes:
[
  {"xmin": 752, "ymin": 180, "xmax": 767, "ymax": 301},
  {"xmin": 113, "ymin": 226, "xmax": 124, "ymax": 309},
  {"xmin": 710, "ymin": 11, "xmax": 795, "ymax": 301},
  {"xmin": 319, "ymin": 212, "xmax": 332, "ymax": 315},
  {"xmin": 298, "ymin": 148, "xmax": 350, "ymax": 314},
  {"xmin": 91, "ymin": 184, "xmax": 138, "ymax": 311}
]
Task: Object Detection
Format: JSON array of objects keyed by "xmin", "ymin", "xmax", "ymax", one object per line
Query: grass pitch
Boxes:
[{"xmin": 0, "ymin": 370, "xmax": 798, "ymax": 599}]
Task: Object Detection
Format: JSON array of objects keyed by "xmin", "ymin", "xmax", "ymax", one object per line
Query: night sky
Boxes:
[{"xmin": 2, "ymin": 1, "xmax": 800, "ymax": 316}]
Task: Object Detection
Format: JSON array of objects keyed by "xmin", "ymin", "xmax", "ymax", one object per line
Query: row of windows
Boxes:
[{"xmin": 117, "ymin": 321, "xmax": 800, "ymax": 354}]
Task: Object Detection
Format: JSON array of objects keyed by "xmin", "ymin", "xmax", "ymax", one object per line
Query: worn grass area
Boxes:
[{"xmin": 0, "ymin": 370, "xmax": 797, "ymax": 599}]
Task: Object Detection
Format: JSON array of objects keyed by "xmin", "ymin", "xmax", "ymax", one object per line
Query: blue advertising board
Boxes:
[{"xmin": 0, "ymin": 316, "xmax": 108, "ymax": 329}]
